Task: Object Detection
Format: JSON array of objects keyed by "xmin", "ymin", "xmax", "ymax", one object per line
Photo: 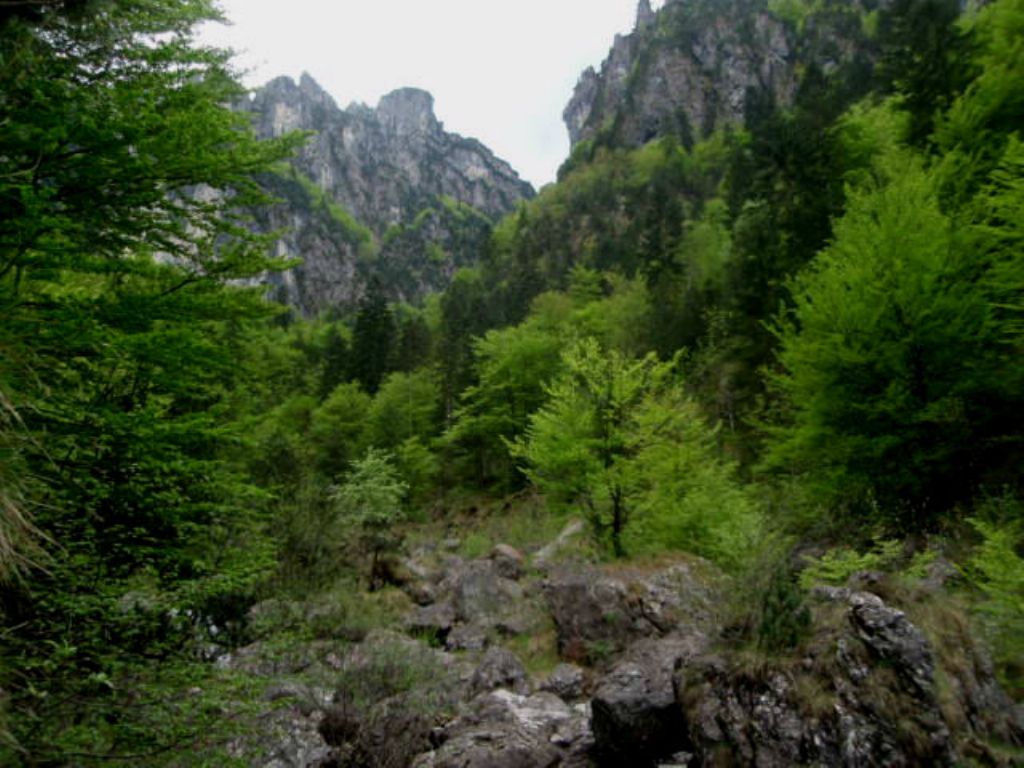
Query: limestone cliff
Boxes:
[
  {"xmin": 564, "ymin": 0, "xmax": 877, "ymax": 152},
  {"xmin": 239, "ymin": 73, "xmax": 533, "ymax": 314}
]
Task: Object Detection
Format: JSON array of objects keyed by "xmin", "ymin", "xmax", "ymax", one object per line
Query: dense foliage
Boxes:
[{"xmin": 0, "ymin": 0, "xmax": 303, "ymax": 760}]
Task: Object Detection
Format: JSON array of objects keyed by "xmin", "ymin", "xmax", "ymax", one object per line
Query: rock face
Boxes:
[
  {"xmin": 673, "ymin": 587, "xmax": 1024, "ymax": 768},
  {"xmin": 238, "ymin": 73, "xmax": 533, "ymax": 314},
  {"xmin": 543, "ymin": 562, "xmax": 718, "ymax": 665},
  {"xmin": 404, "ymin": 553, "xmax": 545, "ymax": 652},
  {"xmin": 590, "ymin": 634, "xmax": 707, "ymax": 764},
  {"xmin": 563, "ymin": 0, "xmax": 875, "ymax": 152}
]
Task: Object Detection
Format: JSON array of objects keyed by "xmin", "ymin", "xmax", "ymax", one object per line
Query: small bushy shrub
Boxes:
[
  {"xmin": 799, "ymin": 540, "xmax": 902, "ymax": 589},
  {"xmin": 757, "ymin": 566, "xmax": 812, "ymax": 652},
  {"xmin": 966, "ymin": 502, "xmax": 1024, "ymax": 695}
]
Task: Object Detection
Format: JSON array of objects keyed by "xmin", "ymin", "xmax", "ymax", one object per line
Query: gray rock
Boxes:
[
  {"xmin": 216, "ymin": 639, "xmax": 344, "ymax": 678},
  {"xmin": 491, "ymin": 543, "xmax": 526, "ymax": 581},
  {"xmin": 226, "ymin": 704, "xmax": 332, "ymax": 768},
  {"xmin": 847, "ymin": 591, "xmax": 935, "ymax": 696},
  {"xmin": 671, "ymin": 589, "xmax": 1024, "ymax": 766},
  {"xmin": 342, "ymin": 692, "xmax": 449, "ymax": 768},
  {"xmin": 591, "ymin": 634, "xmax": 706, "ymax": 764},
  {"xmin": 678, "ymin": 654, "xmax": 837, "ymax": 766},
  {"xmin": 470, "ymin": 647, "xmax": 530, "ymax": 697},
  {"xmin": 405, "ymin": 601, "xmax": 457, "ymax": 640},
  {"xmin": 377, "ymin": 555, "xmax": 440, "ymax": 605},
  {"xmin": 316, "ymin": 631, "xmax": 473, "ymax": 767},
  {"xmin": 224, "ymin": 673, "xmax": 334, "ymax": 766},
  {"xmin": 539, "ymin": 663, "xmax": 587, "ymax": 702},
  {"xmin": 543, "ymin": 562, "xmax": 716, "ymax": 666},
  {"xmin": 543, "ymin": 568, "xmax": 635, "ymax": 664},
  {"xmin": 415, "ymin": 690, "xmax": 593, "ymax": 768},
  {"xmin": 439, "ymin": 558, "xmax": 526, "ymax": 626},
  {"xmin": 445, "ymin": 623, "xmax": 489, "ymax": 652},
  {"xmin": 239, "ymin": 74, "xmax": 533, "ymax": 315},
  {"xmin": 562, "ymin": 0, "xmax": 879, "ymax": 154}
]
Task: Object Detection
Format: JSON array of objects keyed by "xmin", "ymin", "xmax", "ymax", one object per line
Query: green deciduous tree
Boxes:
[
  {"xmin": 312, "ymin": 382, "xmax": 372, "ymax": 479},
  {"xmin": 513, "ymin": 339, "xmax": 670, "ymax": 556},
  {"xmin": 626, "ymin": 390, "xmax": 761, "ymax": 568},
  {"xmin": 763, "ymin": 151, "xmax": 1019, "ymax": 523},
  {"xmin": 331, "ymin": 449, "xmax": 409, "ymax": 589},
  {"xmin": 444, "ymin": 310, "xmax": 566, "ymax": 489},
  {"xmin": 514, "ymin": 338, "xmax": 757, "ymax": 562},
  {"xmin": 966, "ymin": 499, "xmax": 1024, "ymax": 693},
  {"xmin": 365, "ymin": 368, "xmax": 441, "ymax": 452}
]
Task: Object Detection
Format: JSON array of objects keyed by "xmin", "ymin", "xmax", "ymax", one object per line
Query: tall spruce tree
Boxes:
[
  {"xmin": 0, "ymin": 0, "xmax": 302, "ymax": 758},
  {"xmin": 351, "ymin": 279, "xmax": 396, "ymax": 394}
]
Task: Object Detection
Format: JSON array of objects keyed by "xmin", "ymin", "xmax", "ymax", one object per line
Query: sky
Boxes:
[{"xmin": 199, "ymin": 0, "xmax": 662, "ymax": 189}]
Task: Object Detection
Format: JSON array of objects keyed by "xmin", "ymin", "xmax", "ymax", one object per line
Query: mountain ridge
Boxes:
[
  {"xmin": 237, "ymin": 72, "xmax": 534, "ymax": 314},
  {"xmin": 563, "ymin": 0, "xmax": 877, "ymax": 152}
]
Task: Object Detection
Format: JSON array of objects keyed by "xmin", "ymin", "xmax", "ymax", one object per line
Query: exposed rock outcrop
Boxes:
[
  {"xmin": 543, "ymin": 561, "xmax": 718, "ymax": 665},
  {"xmin": 673, "ymin": 587, "xmax": 1024, "ymax": 767},
  {"xmin": 564, "ymin": 0, "xmax": 876, "ymax": 152},
  {"xmin": 237, "ymin": 73, "xmax": 533, "ymax": 314},
  {"xmin": 404, "ymin": 554, "xmax": 546, "ymax": 651},
  {"xmin": 413, "ymin": 690, "xmax": 594, "ymax": 768},
  {"xmin": 591, "ymin": 634, "xmax": 707, "ymax": 764},
  {"xmin": 223, "ymin": 548, "xmax": 1022, "ymax": 768}
]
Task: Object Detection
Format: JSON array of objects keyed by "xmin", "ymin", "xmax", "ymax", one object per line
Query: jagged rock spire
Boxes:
[{"xmin": 636, "ymin": 0, "xmax": 655, "ymax": 30}]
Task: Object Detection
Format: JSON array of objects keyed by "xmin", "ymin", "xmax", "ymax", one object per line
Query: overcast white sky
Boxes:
[{"xmin": 200, "ymin": 1, "xmax": 662, "ymax": 188}]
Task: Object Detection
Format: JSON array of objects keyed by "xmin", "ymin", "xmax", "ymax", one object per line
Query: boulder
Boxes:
[
  {"xmin": 413, "ymin": 690, "xmax": 594, "ymax": 768},
  {"xmin": 372, "ymin": 555, "xmax": 444, "ymax": 605},
  {"xmin": 542, "ymin": 568, "xmax": 638, "ymax": 665},
  {"xmin": 317, "ymin": 631, "xmax": 472, "ymax": 768},
  {"xmin": 540, "ymin": 663, "xmax": 587, "ymax": 702},
  {"xmin": 591, "ymin": 634, "xmax": 707, "ymax": 765},
  {"xmin": 405, "ymin": 601, "xmax": 456, "ymax": 642},
  {"xmin": 470, "ymin": 647, "xmax": 531, "ymax": 697},
  {"xmin": 442, "ymin": 559, "xmax": 524, "ymax": 623},
  {"xmin": 445, "ymin": 623, "xmax": 489, "ymax": 652},
  {"xmin": 491, "ymin": 543, "xmax": 526, "ymax": 581},
  {"xmin": 543, "ymin": 562, "xmax": 717, "ymax": 666},
  {"xmin": 226, "ymin": 704, "xmax": 333, "ymax": 768},
  {"xmin": 340, "ymin": 692, "xmax": 450, "ymax": 768}
]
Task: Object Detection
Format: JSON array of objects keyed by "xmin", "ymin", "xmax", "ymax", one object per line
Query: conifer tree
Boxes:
[{"xmin": 350, "ymin": 279, "xmax": 396, "ymax": 394}]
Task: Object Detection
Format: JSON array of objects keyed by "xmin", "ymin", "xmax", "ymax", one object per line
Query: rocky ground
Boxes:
[{"xmin": 219, "ymin": 521, "xmax": 1024, "ymax": 767}]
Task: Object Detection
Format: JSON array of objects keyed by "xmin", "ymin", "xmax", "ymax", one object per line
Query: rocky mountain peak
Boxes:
[
  {"xmin": 377, "ymin": 87, "xmax": 440, "ymax": 136},
  {"xmin": 237, "ymin": 73, "xmax": 533, "ymax": 314},
  {"xmin": 298, "ymin": 71, "xmax": 334, "ymax": 104},
  {"xmin": 635, "ymin": 0, "xmax": 656, "ymax": 30},
  {"xmin": 564, "ymin": 0, "xmax": 874, "ymax": 151}
]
